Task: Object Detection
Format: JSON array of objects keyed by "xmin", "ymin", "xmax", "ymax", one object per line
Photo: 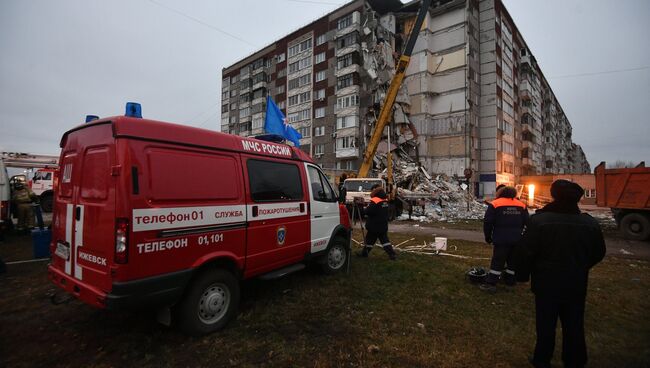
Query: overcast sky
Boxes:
[{"xmin": 1, "ymin": 0, "xmax": 648, "ymax": 169}]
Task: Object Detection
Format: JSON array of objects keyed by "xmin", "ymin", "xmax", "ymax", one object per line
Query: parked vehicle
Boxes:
[
  {"xmin": 48, "ymin": 107, "xmax": 352, "ymax": 335},
  {"xmin": 30, "ymin": 168, "xmax": 56, "ymax": 212},
  {"xmin": 0, "ymin": 160, "xmax": 9, "ymax": 233},
  {"xmin": 595, "ymin": 161, "xmax": 650, "ymax": 240}
]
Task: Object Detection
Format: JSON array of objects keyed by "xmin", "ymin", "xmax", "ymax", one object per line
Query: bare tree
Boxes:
[{"xmin": 610, "ymin": 160, "xmax": 638, "ymax": 168}]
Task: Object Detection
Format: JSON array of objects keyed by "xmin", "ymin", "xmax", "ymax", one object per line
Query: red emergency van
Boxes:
[{"xmin": 48, "ymin": 111, "xmax": 351, "ymax": 335}]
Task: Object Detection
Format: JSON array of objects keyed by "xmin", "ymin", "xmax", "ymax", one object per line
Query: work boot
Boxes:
[
  {"xmin": 503, "ymin": 270, "xmax": 516, "ymax": 286},
  {"xmin": 357, "ymin": 246, "xmax": 372, "ymax": 258},
  {"xmin": 383, "ymin": 244, "xmax": 397, "ymax": 260}
]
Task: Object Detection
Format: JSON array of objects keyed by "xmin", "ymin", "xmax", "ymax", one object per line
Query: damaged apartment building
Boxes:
[{"xmin": 220, "ymin": 0, "xmax": 590, "ymax": 197}]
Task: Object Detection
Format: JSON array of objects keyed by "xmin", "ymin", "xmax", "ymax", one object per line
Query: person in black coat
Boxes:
[
  {"xmin": 482, "ymin": 186, "xmax": 529, "ymax": 291},
  {"xmin": 358, "ymin": 186, "xmax": 396, "ymax": 260},
  {"xmin": 516, "ymin": 180, "xmax": 606, "ymax": 368}
]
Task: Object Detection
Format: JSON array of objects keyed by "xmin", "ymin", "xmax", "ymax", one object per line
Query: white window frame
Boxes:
[
  {"xmin": 315, "ymin": 107, "xmax": 325, "ymax": 118},
  {"xmin": 315, "ymin": 70, "xmax": 326, "ymax": 82}
]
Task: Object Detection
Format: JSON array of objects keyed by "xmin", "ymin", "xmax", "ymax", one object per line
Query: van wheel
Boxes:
[
  {"xmin": 321, "ymin": 237, "xmax": 349, "ymax": 274},
  {"xmin": 40, "ymin": 192, "xmax": 53, "ymax": 213},
  {"xmin": 177, "ymin": 269, "xmax": 240, "ymax": 336},
  {"xmin": 620, "ymin": 213, "xmax": 650, "ymax": 241}
]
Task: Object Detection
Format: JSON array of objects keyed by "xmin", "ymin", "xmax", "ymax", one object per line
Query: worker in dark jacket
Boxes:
[
  {"xmin": 359, "ymin": 186, "xmax": 396, "ymax": 260},
  {"xmin": 481, "ymin": 186, "xmax": 528, "ymax": 292},
  {"xmin": 516, "ymin": 180, "xmax": 606, "ymax": 368}
]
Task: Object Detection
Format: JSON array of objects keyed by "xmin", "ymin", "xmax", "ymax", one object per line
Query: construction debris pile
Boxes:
[
  {"xmin": 377, "ymin": 148, "xmax": 487, "ymax": 222},
  {"xmin": 356, "ymin": 5, "xmax": 486, "ymax": 222}
]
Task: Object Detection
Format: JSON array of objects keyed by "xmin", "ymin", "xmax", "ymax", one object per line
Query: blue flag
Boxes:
[{"xmin": 264, "ymin": 96, "xmax": 302, "ymax": 147}]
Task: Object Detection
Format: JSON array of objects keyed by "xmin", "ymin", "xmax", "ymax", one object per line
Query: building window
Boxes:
[
  {"xmin": 336, "ymin": 160, "xmax": 355, "ymax": 170},
  {"xmin": 288, "ymin": 108, "xmax": 310, "ymax": 123},
  {"xmin": 337, "ymin": 32, "xmax": 358, "ymax": 49},
  {"xmin": 251, "ymin": 102, "xmax": 265, "ymax": 114},
  {"xmin": 585, "ymin": 189, "xmax": 596, "ymax": 198},
  {"xmin": 221, "ymin": 116, "xmax": 228, "ymax": 125},
  {"xmin": 337, "ymin": 14, "xmax": 353, "ymax": 30},
  {"xmin": 336, "ymin": 94, "xmax": 359, "ymax": 110},
  {"xmin": 336, "ymin": 52, "xmax": 356, "ymax": 69},
  {"xmin": 277, "ymin": 101, "xmax": 285, "ymax": 109},
  {"xmin": 298, "ymin": 126, "xmax": 311, "ymax": 138},
  {"xmin": 315, "ymin": 52, "xmax": 326, "ymax": 64},
  {"xmin": 503, "ymin": 161, "xmax": 514, "ymax": 174},
  {"xmin": 288, "ymin": 73, "xmax": 311, "ymax": 90},
  {"xmin": 336, "ymin": 136, "xmax": 355, "ymax": 149},
  {"xmin": 230, "ymin": 89, "xmax": 238, "ymax": 98},
  {"xmin": 288, "ymin": 95, "xmax": 299, "ymax": 106},
  {"xmin": 222, "ymin": 91, "xmax": 229, "ymax": 100},
  {"xmin": 288, "ymin": 38, "xmax": 312, "ymax": 57},
  {"xmin": 230, "ymin": 102, "xmax": 237, "ymax": 110},
  {"xmin": 239, "ymin": 107, "xmax": 250, "ymax": 118},
  {"xmin": 314, "ymin": 126, "xmax": 325, "ymax": 136},
  {"xmin": 277, "ymin": 53, "xmax": 286, "ymax": 62},
  {"xmin": 252, "ymin": 116, "xmax": 264, "ymax": 129},
  {"xmin": 315, "ymin": 107, "xmax": 325, "ymax": 118},
  {"xmin": 277, "ymin": 68, "xmax": 286, "ymax": 78},
  {"xmin": 277, "ymin": 85, "xmax": 285, "ymax": 94},
  {"xmin": 336, "ymin": 73, "xmax": 354, "ymax": 89},
  {"xmin": 288, "ymin": 91, "xmax": 311, "ymax": 106},
  {"xmin": 229, "ymin": 116, "xmax": 237, "ymax": 123},
  {"xmin": 314, "ymin": 144, "xmax": 324, "ymax": 155},
  {"xmin": 315, "ymin": 89, "xmax": 325, "ymax": 100},
  {"xmin": 336, "ymin": 115, "xmax": 358, "ymax": 129},
  {"xmin": 502, "ymin": 141, "xmax": 514, "ymax": 155},
  {"xmin": 222, "ymin": 105, "xmax": 228, "ymax": 113},
  {"xmin": 289, "ymin": 56, "xmax": 312, "ymax": 74},
  {"xmin": 316, "ymin": 34, "xmax": 327, "ymax": 45},
  {"xmin": 315, "ymin": 70, "xmax": 326, "ymax": 82}
]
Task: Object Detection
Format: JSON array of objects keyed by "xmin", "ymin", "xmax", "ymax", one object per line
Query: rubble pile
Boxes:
[
  {"xmin": 357, "ymin": 5, "xmax": 486, "ymax": 222},
  {"xmin": 377, "ymin": 147, "xmax": 487, "ymax": 222}
]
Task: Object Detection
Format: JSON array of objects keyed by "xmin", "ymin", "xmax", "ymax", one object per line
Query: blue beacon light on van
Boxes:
[
  {"xmin": 125, "ymin": 102, "xmax": 142, "ymax": 118},
  {"xmin": 85, "ymin": 115, "xmax": 99, "ymax": 123}
]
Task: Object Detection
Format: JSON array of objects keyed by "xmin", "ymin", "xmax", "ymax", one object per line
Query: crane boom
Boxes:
[{"xmin": 357, "ymin": 0, "xmax": 432, "ymax": 178}]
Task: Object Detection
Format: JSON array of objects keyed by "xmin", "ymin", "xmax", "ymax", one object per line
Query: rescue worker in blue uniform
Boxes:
[
  {"xmin": 515, "ymin": 180, "xmax": 605, "ymax": 368},
  {"xmin": 359, "ymin": 186, "xmax": 396, "ymax": 260},
  {"xmin": 481, "ymin": 186, "xmax": 528, "ymax": 291}
]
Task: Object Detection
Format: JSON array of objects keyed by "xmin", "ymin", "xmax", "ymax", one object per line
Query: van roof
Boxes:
[{"xmin": 61, "ymin": 116, "xmax": 313, "ymax": 162}]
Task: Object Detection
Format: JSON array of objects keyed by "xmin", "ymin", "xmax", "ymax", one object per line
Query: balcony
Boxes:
[
  {"xmin": 522, "ymin": 157, "xmax": 534, "ymax": 167},
  {"xmin": 252, "ymin": 80, "xmax": 267, "ymax": 91},
  {"xmin": 335, "ymin": 64, "xmax": 360, "ymax": 78},
  {"xmin": 335, "ymin": 147, "xmax": 359, "ymax": 158},
  {"xmin": 519, "ymin": 81, "xmax": 532, "ymax": 100}
]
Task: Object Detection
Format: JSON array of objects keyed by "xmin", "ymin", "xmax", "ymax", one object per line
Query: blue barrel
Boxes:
[{"xmin": 32, "ymin": 228, "xmax": 51, "ymax": 258}]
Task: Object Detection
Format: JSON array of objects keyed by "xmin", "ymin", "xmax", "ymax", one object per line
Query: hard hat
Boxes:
[{"xmin": 466, "ymin": 267, "xmax": 487, "ymax": 284}]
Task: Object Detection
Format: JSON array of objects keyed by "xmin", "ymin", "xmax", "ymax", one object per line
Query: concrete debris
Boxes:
[{"xmin": 358, "ymin": 4, "xmax": 486, "ymax": 222}]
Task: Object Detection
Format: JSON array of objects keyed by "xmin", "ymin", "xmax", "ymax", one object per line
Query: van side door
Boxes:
[
  {"xmin": 243, "ymin": 156, "xmax": 309, "ymax": 277},
  {"xmin": 305, "ymin": 164, "xmax": 340, "ymax": 253}
]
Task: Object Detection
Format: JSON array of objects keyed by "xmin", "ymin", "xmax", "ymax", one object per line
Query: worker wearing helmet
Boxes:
[
  {"xmin": 12, "ymin": 182, "xmax": 38, "ymax": 232},
  {"xmin": 358, "ymin": 186, "xmax": 396, "ymax": 260},
  {"xmin": 481, "ymin": 185, "xmax": 528, "ymax": 292}
]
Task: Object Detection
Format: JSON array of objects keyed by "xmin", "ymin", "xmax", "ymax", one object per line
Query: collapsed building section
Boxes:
[{"xmin": 220, "ymin": 0, "xmax": 590, "ymax": 202}]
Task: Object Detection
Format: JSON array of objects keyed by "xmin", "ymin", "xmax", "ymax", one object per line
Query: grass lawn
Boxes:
[{"xmin": 0, "ymin": 231, "xmax": 648, "ymax": 367}]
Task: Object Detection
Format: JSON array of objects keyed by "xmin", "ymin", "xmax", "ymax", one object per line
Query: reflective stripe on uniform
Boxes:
[
  {"xmin": 504, "ymin": 269, "xmax": 515, "ymax": 275},
  {"xmin": 489, "ymin": 269, "xmax": 502, "ymax": 275}
]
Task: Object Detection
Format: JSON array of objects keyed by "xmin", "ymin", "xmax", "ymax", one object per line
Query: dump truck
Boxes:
[{"xmin": 595, "ymin": 161, "xmax": 650, "ymax": 240}]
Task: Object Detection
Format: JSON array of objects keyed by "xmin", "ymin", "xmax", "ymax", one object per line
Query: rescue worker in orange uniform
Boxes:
[
  {"xmin": 481, "ymin": 186, "xmax": 528, "ymax": 292},
  {"xmin": 359, "ymin": 186, "xmax": 397, "ymax": 260},
  {"xmin": 12, "ymin": 182, "xmax": 38, "ymax": 232}
]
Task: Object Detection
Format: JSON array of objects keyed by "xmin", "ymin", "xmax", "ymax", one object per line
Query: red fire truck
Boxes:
[{"xmin": 48, "ymin": 105, "xmax": 351, "ymax": 335}]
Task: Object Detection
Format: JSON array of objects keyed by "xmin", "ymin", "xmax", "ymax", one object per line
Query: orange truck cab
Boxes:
[{"xmin": 48, "ymin": 104, "xmax": 351, "ymax": 335}]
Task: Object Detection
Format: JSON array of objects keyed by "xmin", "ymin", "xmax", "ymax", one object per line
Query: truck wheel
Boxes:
[
  {"xmin": 40, "ymin": 192, "xmax": 53, "ymax": 213},
  {"xmin": 620, "ymin": 213, "xmax": 650, "ymax": 241},
  {"xmin": 321, "ymin": 237, "xmax": 348, "ymax": 274},
  {"xmin": 177, "ymin": 269, "xmax": 240, "ymax": 336}
]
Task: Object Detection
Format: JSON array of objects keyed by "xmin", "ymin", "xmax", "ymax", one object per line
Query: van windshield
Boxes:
[{"xmin": 344, "ymin": 180, "xmax": 383, "ymax": 192}]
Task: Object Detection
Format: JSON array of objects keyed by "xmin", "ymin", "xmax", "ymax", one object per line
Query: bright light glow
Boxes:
[{"xmin": 528, "ymin": 184, "xmax": 536, "ymax": 206}]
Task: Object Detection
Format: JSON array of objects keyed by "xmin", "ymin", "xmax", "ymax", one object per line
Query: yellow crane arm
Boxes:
[{"xmin": 357, "ymin": 0, "xmax": 431, "ymax": 178}]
